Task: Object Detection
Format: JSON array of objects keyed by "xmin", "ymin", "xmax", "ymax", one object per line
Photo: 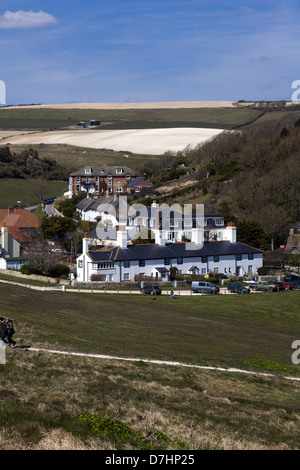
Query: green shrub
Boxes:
[
  {"xmin": 48, "ymin": 264, "xmax": 70, "ymax": 278},
  {"xmin": 20, "ymin": 263, "xmax": 41, "ymax": 276},
  {"xmin": 76, "ymin": 413, "xmax": 188, "ymax": 450},
  {"xmin": 20, "ymin": 263, "xmax": 70, "ymax": 278},
  {"xmin": 244, "ymin": 358, "xmax": 300, "ymax": 375}
]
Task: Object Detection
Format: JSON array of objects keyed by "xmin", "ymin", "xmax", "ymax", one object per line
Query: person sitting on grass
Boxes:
[{"xmin": 5, "ymin": 318, "xmax": 16, "ymax": 347}]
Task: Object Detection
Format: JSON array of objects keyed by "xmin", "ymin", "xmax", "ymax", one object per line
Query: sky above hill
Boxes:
[{"xmin": 0, "ymin": 0, "xmax": 300, "ymax": 105}]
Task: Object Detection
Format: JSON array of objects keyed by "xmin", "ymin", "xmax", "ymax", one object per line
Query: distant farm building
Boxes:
[{"xmin": 76, "ymin": 119, "xmax": 101, "ymax": 129}]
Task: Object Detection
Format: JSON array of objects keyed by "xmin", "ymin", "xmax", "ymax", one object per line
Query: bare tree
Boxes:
[
  {"xmin": 23, "ymin": 232, "xmax": 63, "ymax": 276},
  {"xmin": 255, "ymin": 204, "xmax": 291, "ymax": 251}
]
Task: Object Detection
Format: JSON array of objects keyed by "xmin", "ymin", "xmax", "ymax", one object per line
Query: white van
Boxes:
[{"xmin": 191, "ymin": 281, "xmax": 220, "ymax": 294}]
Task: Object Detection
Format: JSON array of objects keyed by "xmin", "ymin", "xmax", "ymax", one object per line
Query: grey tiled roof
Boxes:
[
  {"xmin": 70, "ymin": 166, "xmax": 135, "ymax": 177},
  {"xmin": 87, "ymin": 241, "xmax": 262, "ymax": 262}
]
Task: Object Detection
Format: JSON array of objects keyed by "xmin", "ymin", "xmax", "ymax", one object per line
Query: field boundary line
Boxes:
[{"xmin": 27, "ymin": 347, "xmax": 300, "ymax": 382}]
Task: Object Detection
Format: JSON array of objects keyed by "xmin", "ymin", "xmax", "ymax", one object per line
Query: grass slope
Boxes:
[
  {"xmin": 1, "ymin": 284, "xmax": 299, "ymax": 367},
  {"xmin": 4, "ymin": 144, "xmax": 160, "ymax": 174},
  {"xmin": 0, "ymin": 284, "xmax": 300, "ymax": 450},
  {"xmin": 0, "ymin": 107, "xmax": 261, "ymax": 130},
  {"xmin": 0, "ymin": 179, "xmax": 67, "ymax": 208}
]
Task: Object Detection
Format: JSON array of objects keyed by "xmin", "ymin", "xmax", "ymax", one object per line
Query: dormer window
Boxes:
[
  {"xmin": 85, "ymin": 168, "xmax": 92, "ymax": 174},
  {"xmin": 116, "ymin": 168, "xmax": 123, "ymax": 174}
]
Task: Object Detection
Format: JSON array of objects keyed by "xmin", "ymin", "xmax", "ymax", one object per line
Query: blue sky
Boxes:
[{"xmin": 0, "ymin": 0, "xmax": 299, "ymax": 104}]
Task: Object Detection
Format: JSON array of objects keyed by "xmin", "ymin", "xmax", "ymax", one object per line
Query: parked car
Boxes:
[
  {"xmin": 140, "ymin": 285, "xmax": 162, "ymax": 295},
  {"xmin": 284, "ymin": 274, "xmax": 300, "ymax": 283},
  {"xmin": 227, "ymin": 283, "xmax": 250, "ymax": 294},
  {"xmin": 268, "ymin": 281, "xmax": 285, "ymax": 290},
  {"xmin": 282, "ymin": 281, "xmax": 295, "ymax": 290},
  {"xmin": 291, "ymin": 280, "xmax": 300, "ymax": 289},
  {"xmin": 191, "ymin": 281, "xmax": 219, "ymax": 294},
  {"xmin": 255, "ymin": 281, "xmax": 277, "ymax": 292}
]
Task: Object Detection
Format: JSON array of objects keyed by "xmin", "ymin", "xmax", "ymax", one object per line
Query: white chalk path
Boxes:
[{"xmin": 24, "ymin": 346, "xmax": 300, "ymax": 382}]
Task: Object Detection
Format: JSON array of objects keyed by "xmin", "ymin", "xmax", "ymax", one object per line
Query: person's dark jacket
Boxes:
[{"xmin": 0, "ymin": 321, "xmax": 8, "ymax": 339}]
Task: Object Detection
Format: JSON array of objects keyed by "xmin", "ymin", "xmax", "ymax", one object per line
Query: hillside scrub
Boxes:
[
  {"xmin": 152, "ymin": 114, "xmax": 300, "ymax": 250},
  {"xmin": 0, "ymin": 146, "xmax": 68, "ymax": 181}
]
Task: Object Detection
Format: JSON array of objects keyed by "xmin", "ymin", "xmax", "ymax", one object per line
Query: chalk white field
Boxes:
[{"xmin": 1, "ymin": 127, "xmax": 224, "ymax": 155}]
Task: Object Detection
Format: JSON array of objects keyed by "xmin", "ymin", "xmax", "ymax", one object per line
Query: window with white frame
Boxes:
[{"xmin": 116, "ymin": 168, "xmax": 123, "ymax": 174}]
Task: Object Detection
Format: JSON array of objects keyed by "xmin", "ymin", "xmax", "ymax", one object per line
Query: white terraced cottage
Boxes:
[
  {"xmin": 76, "ymin": 198, "xmax": 237, "ymax": 246},
  {"xmin": 76, "ymin": 222, "xmax": 263, "ymax": 283}
]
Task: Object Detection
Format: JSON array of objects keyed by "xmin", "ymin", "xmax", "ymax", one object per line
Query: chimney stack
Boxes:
[
  {"xmin": 0, "ymin": 226, "xmax": 9, "ymax": 257},
  {"xmin": 225, "ymin": 222, "xmax": 237, "ymax": 243},
  {"xmin": 82, "ymin": 232, "xmax": 89, "ymax": 255},
  {"xmin": 154, "ymin": 210, "xmax": 166, "ymax": 246},
  {"xmin": 117, "ymin": 224, "xmax": 127, "ymax": 249}
]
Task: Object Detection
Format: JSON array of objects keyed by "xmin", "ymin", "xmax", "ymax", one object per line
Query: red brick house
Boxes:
[
  {"xmin": 126, "ymin": 177, "xmax": 153, "ymax": 193},
  {"xmin": 69, "ymin": 166, "xmax": 136, "ymax": 197}
]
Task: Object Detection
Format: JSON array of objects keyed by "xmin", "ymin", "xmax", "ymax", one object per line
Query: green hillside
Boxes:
[{"xmin": 0, "ymin": 106, "xmax": 261, "ymax": 130}]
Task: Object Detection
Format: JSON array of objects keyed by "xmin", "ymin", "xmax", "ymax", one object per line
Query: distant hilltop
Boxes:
[
  {"xmin": 1, "ymin": 100, "xmax": 299, "ymax": 111},
  {"xmin": 1, "ymin": 101, "xmax": 238, "ymax": 110}
]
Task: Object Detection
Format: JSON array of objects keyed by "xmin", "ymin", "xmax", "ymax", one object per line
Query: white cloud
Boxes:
[{"xmin": 0, "ymin": 10, "xmax": 58, "ymax": 29}]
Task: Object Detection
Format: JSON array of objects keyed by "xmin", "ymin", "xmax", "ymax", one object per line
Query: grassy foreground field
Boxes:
[{"xmin": 0, "ymin": 283, "xmax": 300, "ymax": 450}]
